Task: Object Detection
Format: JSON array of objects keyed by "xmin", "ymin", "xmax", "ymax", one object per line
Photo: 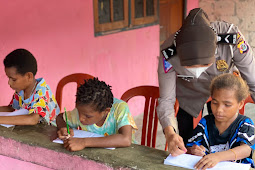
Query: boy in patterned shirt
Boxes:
[
  {"xmin": 0, "ymin": 49, "xmax": 60, "ymax": 126},
  {"xmin": 57, "ymin": 78, "xmax": 137, "ymax": 151}
]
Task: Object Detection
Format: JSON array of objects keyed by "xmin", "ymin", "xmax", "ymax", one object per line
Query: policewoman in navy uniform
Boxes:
[{"xmin": 157, "ymin": 8, "xmax": 255, "ymax": 156}]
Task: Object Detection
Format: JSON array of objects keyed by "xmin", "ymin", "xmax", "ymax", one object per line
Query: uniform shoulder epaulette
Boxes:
[
  {"xmin": 161, "ymin": 44, "xmax": 177, "ymax": 61},
  {"xmin": 217, "ymin": 33, "xmax": 237, "ymax": 45}
]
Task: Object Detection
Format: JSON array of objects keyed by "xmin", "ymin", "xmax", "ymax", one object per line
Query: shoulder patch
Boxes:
[
  {"xmin": 237, "ymin": 40, "xmax": 249, "ymax": 54},
  {"xmin": 161, "ymin": 44, "xmax": 177, "ymax": 61},
  {"xmin": 163, "ymin": 57, "xmax": 172, "ymax": 73},
  {"xmin": 237, "ymin": 32, "xmax": 241, "ymax": 39}
]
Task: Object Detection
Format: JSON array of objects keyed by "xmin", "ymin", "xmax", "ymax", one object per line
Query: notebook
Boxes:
[
  {"xmin": 164, "ymin": 153, "xmax": 250, "ymax": 170},
  {"xmin": 53, "ymin": 129, "xmax": 115, "ymax": 150},
  {"xmin": 0, "ymin": 109, "xmax": 29, "ymax": 128}
]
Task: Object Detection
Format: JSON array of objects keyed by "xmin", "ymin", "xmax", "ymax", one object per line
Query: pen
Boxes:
[{"xmin": 64, "ymin": 107, "xmax": 70, "ymax": 135}]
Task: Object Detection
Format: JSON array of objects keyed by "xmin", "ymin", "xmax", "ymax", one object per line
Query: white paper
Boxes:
[
  {"xmin": 0, "ymin": 109, "xmax": 29, "ymax": 128},
  {"xmin": 164, "ymin": 154, "xmax": 251, "ymax": 170},
  {"xmin": 53, "ymin": 129, "xmax": 115, "ymax": 150}
]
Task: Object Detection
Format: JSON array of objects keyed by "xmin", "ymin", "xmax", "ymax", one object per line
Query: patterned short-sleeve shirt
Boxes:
[
  {"xmin": 9, "ymin": 78, "xmax": 60, "ymax": 126},
  {"xmin": 64, "ymin": 98, "xmax": 138, "ymax": 143}
]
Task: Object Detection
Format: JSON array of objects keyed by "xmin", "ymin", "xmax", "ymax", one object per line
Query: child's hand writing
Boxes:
[
  {"xmin": 63, "ymin": 138, "xmax": 86, "ymax": 151},
  {"xmin": 194, "ymin": 152, "xmax": 221, "ymax": 170},
  {"xmin": 57, "ymin": 127, "xmax": 74, "ymax": 140},
  {"xmin": 187, "ymin": 144, "xmax": 206, "ymax": 156}
]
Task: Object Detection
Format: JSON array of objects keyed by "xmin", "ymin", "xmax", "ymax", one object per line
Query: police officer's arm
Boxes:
[
  {"xmin": 157, "ymin": 55, "xmax": 187, "ymax": 156},
  {"xmin": 157, "ymin": 35, "xmax": 178, "ymax": 131},
  {"xmin": 157, "ymin": 35, "xmax": 187, "ymax": 155},
  {"xmin": 157, "ymin": 55, "xmax": 178, "ymax": 131},
  {"xmin": 232, "ymin": 26, "xmax": 255, "ymax": 101}
]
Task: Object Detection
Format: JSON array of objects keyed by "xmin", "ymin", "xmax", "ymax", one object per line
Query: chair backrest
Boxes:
[
  {"xmin": 121, "ymin": 85, "xmax": 179, "ymax": 149},
  {"xmin": 239, "ymin": 95, "xmax": 254, "ymax": 115},
  {"xmin": 56, "ymin": 73, "xmax": 94, "ymax": 110}
]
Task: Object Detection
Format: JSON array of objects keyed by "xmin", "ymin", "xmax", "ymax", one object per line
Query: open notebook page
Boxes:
[
  {"xmin": 53, "ymin": 129, "xmax": 115, "ymax": 150},
  {"xmin": 164, "ymin": 153, "xmax": 251, "ymax": 170},
  {"xmin": 0, "ymin": 109, "xmax": 29, "ymax": 128}
]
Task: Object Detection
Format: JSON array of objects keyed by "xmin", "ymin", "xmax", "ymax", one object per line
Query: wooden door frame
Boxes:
[{"xmin": 183, "ymin": 0, "xmax": 187, "ymax": 19}]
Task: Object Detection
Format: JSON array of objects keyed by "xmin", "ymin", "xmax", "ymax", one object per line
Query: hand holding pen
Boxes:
[
  {"xmin": 187, "ymin": 144, "xmax": 206, "ymax": 156},
  {"xmin": 64, "ymin": 107, "xmax": 70, "ymax": 139},
  {"xmin": 57, "ymin": 108, "xmax": 74, "ymax": 140}
]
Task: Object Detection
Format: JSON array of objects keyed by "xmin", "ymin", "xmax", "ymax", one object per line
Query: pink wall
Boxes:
[
  {"xmin": 187, "ymin": 0, "xmax": 199, "ymax": 14},
  {"xmin": 0, "ymin": 0, "xmax": 159, "ymax": 115},
  {"xmin": 0, "ymin": 155, "xmax": 52, "ymax": 170}
]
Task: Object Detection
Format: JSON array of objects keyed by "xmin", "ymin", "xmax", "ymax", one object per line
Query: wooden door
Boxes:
[{"xmin": 159, "ymin": 0, "xmax": 184, "ymax": 44}]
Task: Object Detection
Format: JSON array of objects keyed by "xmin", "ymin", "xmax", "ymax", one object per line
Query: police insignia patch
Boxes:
[
  {"xmin": 237, "ymin": 32, "xmax": 241, "ymax": 39},
  {"xmin": 163, "ymin": 57, "xmax": 172, "ymax": 73},
  {"xmin": 216, "ymin": 60, "xmax": 229, "ymax": 72},
  {"xmin": 237, "ymin": 40, "xmax": 249, "ymax": 54}
]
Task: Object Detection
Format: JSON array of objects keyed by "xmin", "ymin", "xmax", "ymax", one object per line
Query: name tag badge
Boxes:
[{"xmin": 177, "ymin": 75, "xmax": 194, "ymax": 82}]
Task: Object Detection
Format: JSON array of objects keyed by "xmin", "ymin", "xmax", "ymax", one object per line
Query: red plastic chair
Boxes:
[
  {"xmin": 121, "ymin": 86, "xmax": 179, "ymax": 150},
  {"xmin": 55, "ymin": 73, "xmax": 94, "ymax": 110},
  {"xmin": 239, "ymin": 95, "xmax": 254, "ymax": 115}
]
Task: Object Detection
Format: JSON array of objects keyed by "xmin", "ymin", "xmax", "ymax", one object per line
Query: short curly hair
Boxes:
[
  {"xmin": 210, "ymin": 73, "xmax": 249, "ymax": 102},
  {"xmin": 76, "ymin": 78, "xmax": 113, "ymax": 112},
  {"xmin": 3, "ymin": 49, "xmax": 37, "ymax": 76}
]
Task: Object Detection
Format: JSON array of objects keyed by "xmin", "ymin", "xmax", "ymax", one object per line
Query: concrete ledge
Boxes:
[
  {"xmin": 0, "ymin": 124, "xmax": 180, "ymax": 170},
  {"xmin": 0, "ymin": 125, "xmax": 253, "ymax": 170}
]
